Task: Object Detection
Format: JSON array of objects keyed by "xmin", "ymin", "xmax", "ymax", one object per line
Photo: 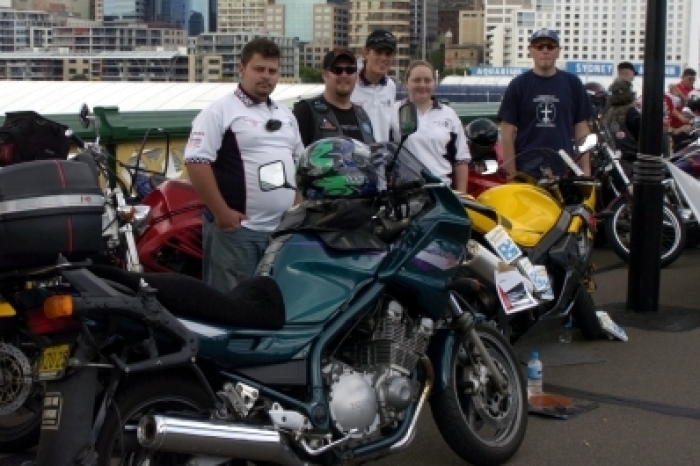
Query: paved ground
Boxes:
[{"xmin": 3, "ymin": 247, "xmax": 700, "ymax": 465}]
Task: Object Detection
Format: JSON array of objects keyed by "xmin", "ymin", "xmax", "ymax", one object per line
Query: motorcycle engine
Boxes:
[{"xmin": 323, "ymin": 300, "xmax": 433, "ymax": 439}]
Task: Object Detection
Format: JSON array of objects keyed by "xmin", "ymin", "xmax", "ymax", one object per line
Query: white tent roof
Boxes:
[{"xmin": 0, "ymin": 81, "xmax": 326, "ymax": 115}]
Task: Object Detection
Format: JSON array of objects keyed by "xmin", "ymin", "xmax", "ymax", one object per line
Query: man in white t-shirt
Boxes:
[
  {"xmin": 184, "ymin": 37, "xmax": 303, "ymax": 292},
  {"xmin": 351, "ymin": 29, "xmax": 398, "ymax": 142}
]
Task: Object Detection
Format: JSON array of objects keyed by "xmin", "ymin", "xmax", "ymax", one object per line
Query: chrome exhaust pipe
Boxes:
[
  {"xmin": 137, "ymin": 416, "xmax": 305, "ymax": 466},
  {"xmin": 462, "ymin": 239, "xmax": 501, "ymax": 287}
]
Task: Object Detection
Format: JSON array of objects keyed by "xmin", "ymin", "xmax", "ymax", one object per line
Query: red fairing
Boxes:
[
  {"xmin": 467, "ymin": 142, "xmax": 508, "ymax": 198},
  {"xmin": 136, "ymin": 179, "xmax": 205, "ymax": 275}
]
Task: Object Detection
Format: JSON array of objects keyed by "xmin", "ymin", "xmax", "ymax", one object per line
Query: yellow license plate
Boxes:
[{"xmin": 37, "ymin": 344, "xmax": 70, "ymax": 380}]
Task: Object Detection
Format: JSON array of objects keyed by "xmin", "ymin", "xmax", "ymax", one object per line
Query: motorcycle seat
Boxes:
[{"xmin": 87, "ymin": 264, "xmax": 286, "ymax": 330}]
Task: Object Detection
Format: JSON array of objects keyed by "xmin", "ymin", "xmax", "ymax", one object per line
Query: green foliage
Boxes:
[
  {"xmin": 69, "ymin": 74, "xmax": 89, "ymax": 81},
  {"xmin": 430, "ymin": 48, "xmax": 445, "ymax": 75},
  {"xmin": 299, "ymin": 66, "xmax": 323, "ymax": 83}
]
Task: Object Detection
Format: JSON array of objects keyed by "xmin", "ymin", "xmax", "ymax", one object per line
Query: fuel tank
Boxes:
[{"xmin": 471, "ymin": 184, "xmax": 562, "ymax": 248}]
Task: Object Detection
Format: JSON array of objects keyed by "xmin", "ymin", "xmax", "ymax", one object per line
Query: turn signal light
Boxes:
[{"xmin": 44, "ymin": 295, "xmax": 74, "ymax": 319}]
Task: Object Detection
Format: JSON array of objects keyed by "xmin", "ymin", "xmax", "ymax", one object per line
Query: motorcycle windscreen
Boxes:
[{"xmin": 475, "ymin": 184, "xmax": 562, "ymax": 248}]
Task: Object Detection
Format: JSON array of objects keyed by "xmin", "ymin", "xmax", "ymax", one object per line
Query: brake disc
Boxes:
[{"xmin": 0, "ymin": 342, "xmax": 33, "ymax": 415}]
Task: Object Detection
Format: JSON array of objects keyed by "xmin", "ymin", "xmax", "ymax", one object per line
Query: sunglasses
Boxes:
[
  {"xmin": 531, "ymin": 43, "xmax": 558, "ymax": 51},
  {"xmin": 266, "ymin": 119, "xmax": 282, "ymax": 132},
  {"xmin": 329, "ymin": 66, "xmax": 358, "ymax": 75}
]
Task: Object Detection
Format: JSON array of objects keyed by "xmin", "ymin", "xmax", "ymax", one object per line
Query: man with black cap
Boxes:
[
  {"xmin": 617, "ymin": 61, "xmax": 638, "ymax": 82},
  {"xmin": 294, "ymin": 48, "xmax": 375, "ymax": 146},
  {"xmin": 498, "ymin": 27, "xmax": 592, "ymax": 178},
  {"xmin": 351, "ymin": 29, "xmax": 398, "ymax": 141}
]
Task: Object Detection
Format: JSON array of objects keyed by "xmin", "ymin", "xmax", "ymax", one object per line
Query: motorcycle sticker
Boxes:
[{"xmin": 485, "ymin": 225, "xmax": 523, "ymax": 264}]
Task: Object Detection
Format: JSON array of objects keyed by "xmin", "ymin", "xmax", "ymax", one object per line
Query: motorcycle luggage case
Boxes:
[{"xmin": 0, "ymin": 159, "xmax": 103, "ymax": 271}]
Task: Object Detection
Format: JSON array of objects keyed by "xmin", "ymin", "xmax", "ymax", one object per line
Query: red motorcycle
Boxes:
[{"xmin": 136, "ymin": 179, "xmax": 204, "ymax": 277}]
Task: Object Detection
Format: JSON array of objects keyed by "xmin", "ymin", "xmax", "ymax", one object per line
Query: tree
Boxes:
[{"xmin": 299, "ymin": 66, "xmax": 323, "ymax": 83}]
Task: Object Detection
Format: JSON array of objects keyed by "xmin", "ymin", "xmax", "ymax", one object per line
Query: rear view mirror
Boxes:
[
  {"xmin": 259, "ymin": 161, "xmax": 287, "ymax": 191},
  {"xmin": 78, "ymin": 103, "xmax": 91, "ymax": 129},
  {"xmin": 398, "ymin": 102, "xmax": 419, "ymax": 138}
]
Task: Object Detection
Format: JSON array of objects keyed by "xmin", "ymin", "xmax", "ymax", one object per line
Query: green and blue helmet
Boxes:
[{"xmin": 296, "ymin": 137, "xmax": 380, "ymax": 199}]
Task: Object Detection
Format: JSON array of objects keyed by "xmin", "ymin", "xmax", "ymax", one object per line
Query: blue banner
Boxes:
[
  {"xmin": 565, "ymin": 61, "xmax": 682, "ymax": 78},
  {"xmin": 471, "ymin": 67, "xmax": 530, "ymax": 77}
]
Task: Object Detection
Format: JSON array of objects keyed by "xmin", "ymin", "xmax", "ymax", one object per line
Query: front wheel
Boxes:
[
  {"xmin": 430, "ymin": 324, "xmax": 528, "ymax": 466},
  {"xmin": 605, "ymin": 198, "xmax": 686, "ymax": 268}
]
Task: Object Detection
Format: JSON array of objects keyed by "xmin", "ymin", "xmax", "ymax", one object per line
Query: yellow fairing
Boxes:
[
  {"xmin": 473, "ymin": 184, "xmax": 563, "ymax": 247},
  {"xmin": 0, "ymin": 301, "xmax": 16, "ymax": 317}
]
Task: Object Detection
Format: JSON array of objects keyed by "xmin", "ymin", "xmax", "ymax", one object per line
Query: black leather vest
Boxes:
[{"xmin": 300, "ymin": 96, "xmax": 375, "ymax": 144}]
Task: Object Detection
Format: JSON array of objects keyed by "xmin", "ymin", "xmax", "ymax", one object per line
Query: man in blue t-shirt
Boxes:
[{"xmin": 498, "ymin": 28, "xmax": 592, "ymax": 178}]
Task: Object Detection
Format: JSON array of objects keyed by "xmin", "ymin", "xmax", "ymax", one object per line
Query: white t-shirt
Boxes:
[
  {"xmin": 351, "ymin": 72, "xmax": 398, "ymax": 142},
  {"xmin": 184, "ymin": 88, "xmax": 303, "ymax": 231},
  {"xmin": 393, "ymin": 99, "xmax": 471, "ymax": 184}
]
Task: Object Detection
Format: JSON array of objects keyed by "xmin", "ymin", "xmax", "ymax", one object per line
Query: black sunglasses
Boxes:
[
  {"xmin": 266, "ymin": 119, "xmax": 282, "ymax": 132},
  {"xmin": 329, "ymin": 66, "xmax": 358, "ymax": 76},
  {"xmin": 531, "ymin": 43, "xmax": 558, "ymax": 51}
]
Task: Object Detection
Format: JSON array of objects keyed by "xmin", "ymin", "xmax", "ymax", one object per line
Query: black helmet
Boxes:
[
  {"xmin": 296, "ymin": 137, "xmax": 380, "ymax": 200},
  {"xmin": 585, "ymin": 81, "xmax": 608, "ymax": 110},
  {"xmin": 688, "ymin": 94, "xmax": 700, "ymax": 113},
  {"xmin": 466, "ymin": 118, "xmax": 498, "ymax": 160}
]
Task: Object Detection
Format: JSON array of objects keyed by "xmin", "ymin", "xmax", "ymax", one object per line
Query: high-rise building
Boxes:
[
  {"xmin": 152, "ymin": 0, "xmax": 211, "ymax": 35},
  {"xmin": 0, "ymin": 8, "xmax": 54, "ymax": 52},
  {"xmin": 349, "ymin": 0, "xmax": 412, "ymax": 75},
  {"xmin": 437, "ymin": 0, "xmax": 476, "ymax": 39},
  {"xmin": 52, "ymin": 23, "xmax": 187, "ymax": 53},
  {"xmin": 301, "ymin": 2, "xmax": 348, "ymax": 67},
  {"xmin": 273, "ymin": 0, "xmax": 343, "ymax": 43},
  {"xmin": 409, "ymin": 0, "xmax": 439, "ymax": 59}
]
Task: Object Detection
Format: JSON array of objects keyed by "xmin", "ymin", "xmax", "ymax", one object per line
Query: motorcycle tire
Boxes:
[
  {"xmin": 0, "ymin": 341, "xmax": 42, "ymax": 453},
  {"xmin": 94, "ymin": 372, "xmax": 214, "ymax": 466},
  {"xmin": 430, "ymin": 323, "xmax": 528, "ymax": 466},
  {"xmin": 605, "ymin": 198, "xmax": 686, "ymax": 268}
]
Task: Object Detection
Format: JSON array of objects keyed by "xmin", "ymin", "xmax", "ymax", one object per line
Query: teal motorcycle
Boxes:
[{"xmin": 28, "ymin": 104, "xmax": 527, "ymax": 466}]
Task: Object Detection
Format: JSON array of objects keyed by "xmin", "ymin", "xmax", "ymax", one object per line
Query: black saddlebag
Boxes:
[{"xmin": 0, "ymin": 159, "xmax": 104, "ymax": 271}]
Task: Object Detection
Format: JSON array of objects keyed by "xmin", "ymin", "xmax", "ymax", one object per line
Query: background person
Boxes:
[
  {"xmin": 601, "ymin": 78, "xmax": 641, "ymax": 175},
  {"xmin": 617, "ymin": 61, "xmax": 638, "ymax": 82},
  {"xmin": 293, "ymin": 48, "xmax": 375, "ymax": 146},
  {"xmin": 498, "ymin": 28, "xmax": 592, "ymax": 178},
  {"xmin": 351, "ymin": 29, "xmax": 398, "ymax": 141},
  {"xmin": 394, "ymin": 60, "xmax": 470, "ymax": 192},
  {"xmin": 184, "ymin": 37, "xmax": 303, "ymax": 292}
]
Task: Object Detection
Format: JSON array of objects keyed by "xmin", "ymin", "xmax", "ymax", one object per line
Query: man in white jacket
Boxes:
[{"xmin": 351, "ymin": 29, "xmax": 398, "ymax": 142}]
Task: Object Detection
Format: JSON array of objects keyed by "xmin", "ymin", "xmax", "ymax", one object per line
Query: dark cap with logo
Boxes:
[
  {"xmin": 529, "ymin": 28, "xmax": 560, "ymax": 45},
  {"xmin": 617, "ymin": 61, "xmax": 638, "ymax": 76},
  {"xmin": 365, "ymin": 29, "xmax": 397, "ymax": 51},
  {"xmin": 322, "ymin": 48, "xmax": 357, "ymax": 69}
]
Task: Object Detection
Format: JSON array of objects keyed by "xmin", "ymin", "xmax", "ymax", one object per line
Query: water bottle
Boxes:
[
  {"xmin": 526, "ymin": 351, "xmax": 543, "ymax": 398},
  {"xmin": 559, "ymin": 315, "xmax": 573, "ymax": 343}
]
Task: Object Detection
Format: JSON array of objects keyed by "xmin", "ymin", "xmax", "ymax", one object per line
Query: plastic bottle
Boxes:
[
  {"xmin": 559, "ymin": 315, "xmax": 573, "ymax": 343},
  {"xmin": 526, "ymin": 351, "xmax": 543, "ymax": 398}
]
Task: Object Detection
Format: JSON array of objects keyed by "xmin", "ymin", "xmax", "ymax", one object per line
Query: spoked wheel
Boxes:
[
  {"xmin": 430, "ymin": 323, "xmax": 528, "ymax": 466},
  {"xmin": 0, "ymin": 341, "xmax": 42, "ymax": 452},
  {"xmin": 95, "ymin": 374, "xmax": 213, "ymax": 466},
  {"xmin": 605, "ymin": 198, "xmax": 686, "ymax": 268}
]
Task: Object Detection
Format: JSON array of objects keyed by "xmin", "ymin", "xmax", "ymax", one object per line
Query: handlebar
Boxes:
[{"xmin": 65, "ymin": 129, "xmax": 85, "ymax": 149}]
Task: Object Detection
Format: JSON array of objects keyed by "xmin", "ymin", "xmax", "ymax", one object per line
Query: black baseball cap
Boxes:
[
  {"xmin": 617, "ymin": 61, "xmax": 638, "ymax": 76},
  {"xmin": 322, "ymin": 48, "xmax": 357, "ymax": 69},
  {"xmin": 365, "ymin": 29, "xmax": 397, "ymax": 51}
]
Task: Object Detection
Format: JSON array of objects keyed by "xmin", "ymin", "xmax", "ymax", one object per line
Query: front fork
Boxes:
[{"xmin": 447, "ymin": 293, "xmax": 508, "ymax": 394}]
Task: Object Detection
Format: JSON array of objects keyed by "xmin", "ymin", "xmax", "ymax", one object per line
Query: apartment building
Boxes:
[
  {"xmin": 0, "ymin": 8, "xmax": 54, "ymax": 52},
  {"xmin": 217, "ymin": 0, "xmax": 268, "ymax": 33},
  {"xmin": 485, "ymin": 0, "xmax": 693, "ymax": 71},
  {"xmin": 301, "ymin": 2, "xmax": 348, "ymax": 67},
  {"xmin": 52, "ymin": 24, "xmax": 187, "ymax": 53}
]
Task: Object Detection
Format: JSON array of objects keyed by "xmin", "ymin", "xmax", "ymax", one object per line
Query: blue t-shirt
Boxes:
[{"xmin": 498, "ymin": 69, "xmax": 592, "ymax": 177}]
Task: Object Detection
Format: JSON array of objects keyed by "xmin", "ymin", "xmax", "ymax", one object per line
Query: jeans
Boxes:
[{"xmin": 202, "ymin": 217, "xmax": 271, "ymax": 293}]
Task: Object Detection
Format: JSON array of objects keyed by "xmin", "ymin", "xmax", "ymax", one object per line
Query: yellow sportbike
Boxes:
[{"xmin": 456, "ymin": 139, "xmax": 605, "ymax": 342}]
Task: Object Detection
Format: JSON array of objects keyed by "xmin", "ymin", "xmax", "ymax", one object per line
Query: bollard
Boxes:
[{"xmin": 627, "ymin": 156, "xmax": 665, "ymax": 312}]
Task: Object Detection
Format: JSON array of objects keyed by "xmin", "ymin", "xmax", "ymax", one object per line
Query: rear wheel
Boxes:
[
  {"xmin": 605, "ymin": 198, "xmax": 686, "ymax": 268},
  {"xmin": 95, "ymin": 373, "xmax": 214, "ymax": 466},
  {"xmin": 430, "ymin": 323, "xmax": 528, "ymax": 466}
]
